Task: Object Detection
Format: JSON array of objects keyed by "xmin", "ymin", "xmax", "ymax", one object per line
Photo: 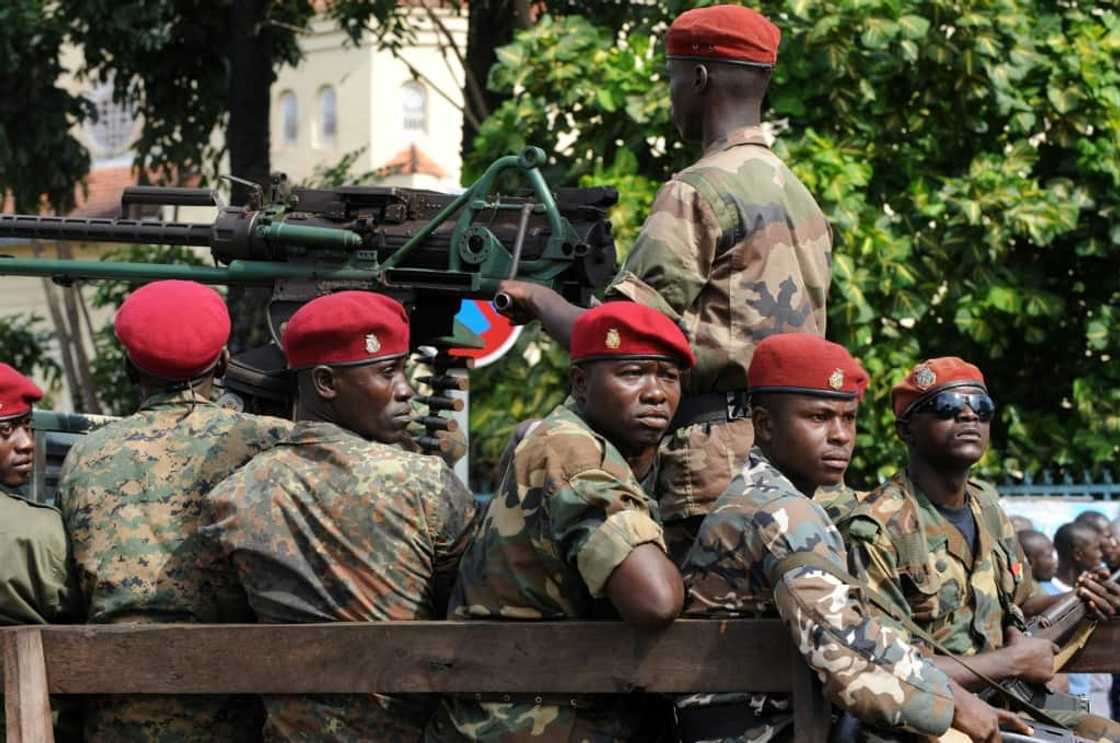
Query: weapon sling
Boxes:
[{"xmin": 766, "ymin": 552, "xmax": 1069, "ymax": 731}]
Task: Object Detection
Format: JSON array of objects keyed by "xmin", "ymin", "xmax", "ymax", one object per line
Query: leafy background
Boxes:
[{"xmin": 467, "ymin": 0, "xmax": 1120, "ymax": 491}]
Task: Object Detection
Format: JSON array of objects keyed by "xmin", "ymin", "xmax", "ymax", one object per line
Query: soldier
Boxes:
[
  {"xmin": 679, "ymin": 335, "xmax": 1025, "ymax": 743},
  {"xmin": 0, "ymin": 364, "xmax": 81, "ymax": 742},
  {"xmin": 426, "ymin": 302, "xmax": 689, "ymax": 742},
  {"xmin": 202, "ymin": 291, "xmax": 477, "ymax": 742},
  {"xmin": 838, "ymin": 357, "xmax": 1120, "ymax": 739},
  {"xmin": 57, "ymin": 280, "xmax": 291, "ymax": 743},
  {"xmin": 494, "ymin": 4, "xmax": 831, "ymax": 563}
]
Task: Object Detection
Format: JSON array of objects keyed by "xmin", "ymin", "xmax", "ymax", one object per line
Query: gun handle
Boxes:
[{"xmin": 493, "ymin": 292, "xmax": 513, "ymax": 312}]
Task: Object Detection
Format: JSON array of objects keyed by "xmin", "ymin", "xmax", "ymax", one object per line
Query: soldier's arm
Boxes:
[
  {"xmin": 766, "ymin": 500, "xmax": 956, "ymax": 737},
  {"xmin": 426, "ymin": 463, "xmax": 480, "ymax": 616},
  {"xmin": 605, "ymin": 179, "xmax": 721, "ymax": 323},
  {"xmin": 557, "ymin": 467, "xmax": 682, "ymax": 626}
]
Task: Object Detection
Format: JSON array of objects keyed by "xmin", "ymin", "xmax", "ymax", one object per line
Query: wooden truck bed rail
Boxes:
[{"xmin": 5, "ymin": 619, "xmax": 1120, "ymax": 742}]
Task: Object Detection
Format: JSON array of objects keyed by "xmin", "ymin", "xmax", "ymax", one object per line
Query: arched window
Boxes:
[
  {"xmin": 401, "ymin": 80, "xmax": 428, "ymax": 133},
  {"xmin": 318, "ymin": 86, "xmax": 337, "ymax": 147},
  {"xmin": 279, "ymin": 91, "xmax": 298, "ymax": 145},
  {"xmin": 86, "ymin": 82, "xmax": 137, "ymax": 158}
]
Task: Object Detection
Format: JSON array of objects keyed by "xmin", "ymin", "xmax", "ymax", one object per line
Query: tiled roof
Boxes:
[{"xmin": 374, "ymin": 144, "xmax": 448, "ymax": 179}]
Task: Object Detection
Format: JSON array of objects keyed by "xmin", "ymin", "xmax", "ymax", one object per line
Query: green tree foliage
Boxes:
[
  {"xmin": 0, "ymin": 0, "xmax": 92, "ymax": 212},
  {"xmin": 0, "ymin": 314, "xmax": 63, "ymax": 403},
  {"xmin": 468, "ymin": 1, "xmax": 1120, "ymax": 489}
]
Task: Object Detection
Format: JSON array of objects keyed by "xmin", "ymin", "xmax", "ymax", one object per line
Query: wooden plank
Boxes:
[
  {"xmin": 3, "ymin": 628, "xmax": 54, "ymax": 743},
  {"xmin": 790, "ymin": 656, "xmax": 830, "ymax": 743},
  {"xmin": 41, "ymin": 620, "xmax": 794, "ymax": 695},
  {"xmin": 1064, "ymin": 621, "xmax": 1120, "ymax": 673}
]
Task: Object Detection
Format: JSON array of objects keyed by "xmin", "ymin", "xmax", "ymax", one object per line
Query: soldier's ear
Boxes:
[
  {"xmin": 569, "ymin": 364, "xmax": 588, "ymax": 407},
  {"xmin": 751, "ymin": 404, "xmax": 773, "ymax": 445},
  {"xmin": 895, "ymin": 418, "xmax": 914, "ymax": 446},
  {"xmin": 310, "ymin": 365, "xmax": 338, "ymax": 401},
  {"xmin": 693, "ymin": 63, "xmax": 710, "ymax": 93}
]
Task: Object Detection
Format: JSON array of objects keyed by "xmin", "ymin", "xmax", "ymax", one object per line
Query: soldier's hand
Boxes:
[
  {"xmin": 494, "ymin": 280, "xmax": 548, "ymax": 325},
  {"xmin": 1074, "ymin": 568, "xmax": 1120, "ymax": 621},
  {"xmin": 949, "ymin": 681, "xmax": 1033, "ymax": 743},
  {"xmin": 1004, "ymin": 627, "xmax": 1058, "ymax": 684}
]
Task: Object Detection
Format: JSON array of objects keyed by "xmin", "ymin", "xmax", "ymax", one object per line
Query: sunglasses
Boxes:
[{"xmin": 911, "ymin": 391, "xmax": 997, "ymax": 422}]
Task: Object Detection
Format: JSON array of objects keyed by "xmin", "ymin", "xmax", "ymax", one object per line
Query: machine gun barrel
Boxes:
[{"xmin": 0, "ymin": 213, "xmax": 214, "ymax": 246}]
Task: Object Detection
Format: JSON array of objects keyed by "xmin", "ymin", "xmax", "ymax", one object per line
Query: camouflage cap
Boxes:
[{"xmin": 0, "ymin": 363, "xmax": 42, "ymax": 420}]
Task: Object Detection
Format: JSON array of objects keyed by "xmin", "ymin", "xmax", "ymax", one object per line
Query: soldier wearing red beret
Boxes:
[
  {"xmin": 678, "ymin": 337, "xmax": 1029, "ymax": 743},
  {"xmin": 838, "ymin": 358, "xmax": 1120, "ymax": 741},
  {"xmin": 494, "ymin": 4, "xmax": 833, "ymax": 565},
  {"xmin": 428, "ymin": 302, "xmax": 688, "ymax": 741},
  {"xmin": 202, "ymin": 291, "xmax": 478, "ymax": 741},
  {"xmin": 57, "ymin": 280, "xmax": 292, "ymax": 743}
]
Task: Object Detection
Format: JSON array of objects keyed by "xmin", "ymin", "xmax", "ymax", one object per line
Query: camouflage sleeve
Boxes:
[
  {"xmin": 841, "ymin": 515, "xmax": 915, "ymax": 633},
  {"xmin": 425, "ymin": 464, "xmax": 479, "ymax": 577},
  {"xmin": 605, "ymin": 178, "xmax": 721, "ymax": 322},
  {"xmin": 766, "ymin": 499, "xmax": 954, "ymax": 737},
  {"xmin": 550, "ymin": 468, "xmax": 666, "ymax": 598}
]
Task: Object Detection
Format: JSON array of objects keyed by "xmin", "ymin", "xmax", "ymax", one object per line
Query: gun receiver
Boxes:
[{"xmin": 1030, "ymin": 566, "xmax": 1120, "ymax": 644}]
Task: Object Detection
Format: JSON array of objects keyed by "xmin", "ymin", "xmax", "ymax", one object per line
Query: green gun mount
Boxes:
[{"xmin": 0, "ymin": 146, "xmax": 619, "ymax": 420}]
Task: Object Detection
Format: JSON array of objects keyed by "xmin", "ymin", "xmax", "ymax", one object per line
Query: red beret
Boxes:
[
  {"xmin": 666, "ymin": 5, "xmax": 781, "ymax": 67},
  {"xmin": 892, "ymin": 357, "xmax": 986, "ymax": 418},
  {"xmin": 283, "ymin": 291, "xmax": 410, "ymax": 369},
  {"xmin": 115, "ymin": 280, "xmax": 231, "ymax": 380},
  {"xmin": 570, "ymin": 302, "xmax": 695, "ymax": 368},
  {"xmin": 748, "ymin": 333, "xmax": 868, "ymax": 399},
  {"xmin": 0, "ymin": 364, "xmax": 42, "ymax": 420}
]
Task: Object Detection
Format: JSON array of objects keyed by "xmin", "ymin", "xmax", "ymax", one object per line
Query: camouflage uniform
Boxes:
[
  {"xmin": 202, "ymin": 419, "xmax": 477, "ymax": 743},
  {"xmin": 606, "ymin": 125, "xmax": 832, "ymax": 557},
  {"xmin": 813, "ymin": 482, "xmax": 868, "ymax": 525},
  {"xmin": 839, "ymin": 471, "xmax": 1120, "ymax": 740},
  {"xmin": 426, "ymin": 399, "xmax": 668, "ymax": 742},
  {"xmin": 680, "ymin": 448, "xmax": 955, "ymax": 742},
  {"xmin": 58, "ymin": 389, "xmax": 291, "ymax": 743}
]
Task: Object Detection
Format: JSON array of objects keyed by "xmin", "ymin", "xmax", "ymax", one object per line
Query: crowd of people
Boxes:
[{"xmin": 2, "ymin": 3, "xmax": 1119, "ymax": 743}]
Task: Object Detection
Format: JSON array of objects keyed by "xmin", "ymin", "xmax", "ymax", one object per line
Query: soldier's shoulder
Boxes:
[
  {"xmin": 841, "ymin": 472, "xmax": 916, "ymax": 542},
  {"xmin": 0, "ymin": 491, "xmax": 66, "ymax": 536},
  {"xmin": 351, "ymin": 438, "xmax": 446, "ymax": 485},
  {"xmin": 711, "ymin": 458, "xmax": 831, "ymax": 535},
  {"xmin": 515, "ymin": 405, "xmax": 616, "ymax": 478}
]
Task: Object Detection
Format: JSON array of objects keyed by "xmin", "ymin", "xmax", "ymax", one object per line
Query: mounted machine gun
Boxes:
[{"xmin": 0, "ymin": 147, "xmax": 618, "ymax": 454}]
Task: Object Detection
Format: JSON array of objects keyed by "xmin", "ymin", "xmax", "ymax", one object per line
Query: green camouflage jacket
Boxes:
[
  {"xmin": 203, "ymin": 419, "xmax": 477, "ymax": 743},
  {"xmin": 680, "ymin": 448, "xmax": 955, "ymax": 741},
  {"xmin": 606, "ymin": 125, "xmax": 832, "ymax": 523},
  {"xmin": 57, "ymin": 389, "xmax": 291, "ymax": 743},
  {"xmin": 838, "ymin": 471, "xmax": 1038, "ymax": 656},
  {"xmin": 427, "ymin": 399, "xmax": 666, "ymax": 742},
  {"xmin": 813, "ymin": 481, "xmax": 869, "ymax": 525}
]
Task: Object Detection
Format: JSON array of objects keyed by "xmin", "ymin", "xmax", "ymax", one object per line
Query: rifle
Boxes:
[
  {"xmin": 0, "ymin": 146, "xmax": 618, "ymax": 452},
  {"xmin": 937, "ymin": 721, "xmax": 1095, "ymax": 742},
  {"xmin": 980, "ymin": 566, "xmax": 1120, "ymax": 715}
]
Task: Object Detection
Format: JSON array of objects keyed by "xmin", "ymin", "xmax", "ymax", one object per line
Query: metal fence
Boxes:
[{"xmin": 998, "ymin": 470, "xmax": 1120, "ymax": 501}]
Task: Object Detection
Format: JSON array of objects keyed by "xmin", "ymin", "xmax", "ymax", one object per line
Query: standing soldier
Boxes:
[
  {"xmin": 202, "ymin": 291, "xmax": 477, "ymax": 742},
  {"xmin": 838, "ymin": 357, "xmax": 1120, "ymax": 739},
  {"xmin": 495, "ymin": 5, "xmax": 832, "ymax": 562},
  {"xmin": 0, "ymin": 364, "xmax": 81, "ymax": 742},
  {"xmin": 427, "ymin": 303, "xmax": 688, "ymax": 742},
  {"xmin": 58, "ymin": 280, "xmax": 291, "ymax": 743},
  {"xmin": 679, "ymin": 335, "xmax": 1025, "ymax": 743}
]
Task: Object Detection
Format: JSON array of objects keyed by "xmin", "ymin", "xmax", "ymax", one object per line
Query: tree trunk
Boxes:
[
  {"xmin": 460, "ymin": 0, "xmax": 528, "ymax": 161},
  {"xmin": 225, "ymin": 0, "xmax": 276, "ymax": 352},
  {"xmin": 31, "ymin": 242, "xmax": 82, "ymax": 411}
]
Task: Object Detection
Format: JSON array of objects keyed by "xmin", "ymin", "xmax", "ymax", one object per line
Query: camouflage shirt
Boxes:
[
  {"xmin": 607, "ymin": 125, "xmax": 832, "ymax": 523},
  {"xmin": 838, "ymin": 471, "xmax": 1039, "ymax": 656},
  {"xmin": 57, "ymin": 389, "xmax": 291, "ymax": 743},
  {"xmin": 681, "ymin": 448, "xmax": 955, "ymax": 741},
  {"xmin": 813, "ymin": 481, "xmax": 869, "ymax": 525},
  {"xmin": 202, "ymin": 419, "xmax": 477, "ymax": 743},
  {"xmin": 427, "ymin": 399, "xmax": 667, "ymax": 742}
]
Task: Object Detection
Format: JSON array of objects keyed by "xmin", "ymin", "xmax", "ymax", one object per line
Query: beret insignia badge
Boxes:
[
  {"xmin": 828, "ymin": 369, "xmax": 844, "ymax": 390},
  {"xmin": 365, "ymin": 333, "xmax": 381, "ymax": 354},
  {"xmin": 605, "ymin": 328, "xmax": 621, "ymax": 349},
  {"xmin": 914, "ymin": 365, "xmax": 936, "ymax": 390}
]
